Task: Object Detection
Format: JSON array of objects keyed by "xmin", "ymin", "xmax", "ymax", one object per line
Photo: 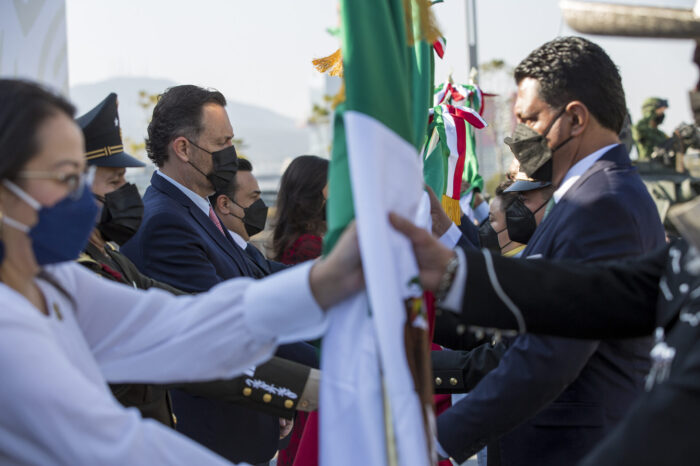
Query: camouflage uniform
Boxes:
[{"xmin": 633, "ymin": 97, "xmax": 669, "ymax": 160}]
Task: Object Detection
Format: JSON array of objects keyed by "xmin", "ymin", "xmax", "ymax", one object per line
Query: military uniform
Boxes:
[
  {"xmin": 444, "ymin": 236, "xmax": 699, "ymax": 465},
  {"xmin": 633, "ymin": 97, "xmax": 669, "ymax": 160},
  {"xmin": 78, "ymin": 243, "xmax": 180, "ymax": 426}
]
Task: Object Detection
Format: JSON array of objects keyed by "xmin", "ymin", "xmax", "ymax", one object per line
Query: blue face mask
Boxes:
[{"xmin": 1, "ymin": 180, "xmax": 99, "ymax": 265}]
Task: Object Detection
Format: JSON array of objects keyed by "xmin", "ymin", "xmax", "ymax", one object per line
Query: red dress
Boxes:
[
  {"xmin": 280, "ymin": 234, "xmax": 323, "ymax": 266},
  {"xmin": 277, "ymin": 234, "xmax": 323, "ymax": 466}
]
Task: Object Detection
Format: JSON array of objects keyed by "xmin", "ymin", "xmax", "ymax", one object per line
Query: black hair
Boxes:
[
  {"xmin": 211, "ymin": 157, "xmax": 253, "ymax": 204},
  {"xmin": 494, "ymin": 180, "xmax": 518, "ymax": 211},
  {"xmin": 514, "ymin": 36, "xmax": 627, "ymax": 133},
  {"xmin": 272, "ymin": 155, "xmax": 329, "ymax": 261},
  {"xmin": 146, "ymin": 85, "xmax": 226, "ymax": 167},
  {"xmin": 0, "ymin": 79, "xmax": 76, "ymax": 181}
]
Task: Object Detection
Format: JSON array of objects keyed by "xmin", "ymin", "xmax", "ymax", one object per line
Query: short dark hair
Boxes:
[
  {"xmin": 0, "ymin": 79, "xmax": 75, "ymax": 181},
  {"xmin": 146, "ymin": 85, "xmax": 226, "ymax": 167},
  {"xmin": 494, "ymin": 180, "xmax": 518, "ymax": 211},
  {"xmin": 212, "ymin": 157, "xmax": 252, "ymax": 203},
  {"xmin": 514, "ymin": 36, "xmax": 627, "ymax": 133}
]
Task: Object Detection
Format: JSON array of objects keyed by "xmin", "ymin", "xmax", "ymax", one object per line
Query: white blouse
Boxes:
[{"xmin": 0, "ymin": 261, "xmax": 326, "ymax": 465}]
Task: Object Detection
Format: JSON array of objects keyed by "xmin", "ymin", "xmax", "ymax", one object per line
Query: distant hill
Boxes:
[{"xmin": 70, "ymin": 76, "xmax": 313, "ymax": 182}]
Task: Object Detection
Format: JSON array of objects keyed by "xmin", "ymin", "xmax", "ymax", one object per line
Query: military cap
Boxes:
[
  {"xmin": 76, "ymin": 93, "xmax": 145, "ymax": 168},
  {"xmin": 642, "ymin": 97, "xmax": 669, "ymax": 117},
  {"xmin": 504, "ymin": 171, "xmax": 552, "ymax": 193}
]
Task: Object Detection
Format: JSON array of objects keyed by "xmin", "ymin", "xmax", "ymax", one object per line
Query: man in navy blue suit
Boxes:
[
  {"xmin": 122, "ymin": 85, "xmax": 283, "ymax": 464},
  {"xmin": 211, "ymin": 157, "xmax": 287, "ymax": 278},
  {"xmin": 434, "ymin": 37, "xmax": 665, "ymax": 466}
]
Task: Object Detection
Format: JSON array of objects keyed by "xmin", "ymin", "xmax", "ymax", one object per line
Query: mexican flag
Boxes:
[
  {"xmin": 320, "ymin": 1, "xmax": 435, "ymax": 465},
  {"xmin": 423, "ymin": 84, "xmax": 487, "ymax": 224}
]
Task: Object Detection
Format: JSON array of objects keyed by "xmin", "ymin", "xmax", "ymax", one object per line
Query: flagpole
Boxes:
[{"xmin": 465, "ymin": 0, "xmax": 479, "ymax": 77}]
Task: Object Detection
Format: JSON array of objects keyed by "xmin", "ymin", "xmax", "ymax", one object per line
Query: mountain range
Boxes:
[{"xmin": 70, "ymin": 76, "xmax": 314, "ymax": 182}]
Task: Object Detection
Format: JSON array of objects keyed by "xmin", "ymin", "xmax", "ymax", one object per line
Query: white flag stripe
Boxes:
[
  {"xmin": 320, "ymin": 111, "xmax": 430, "ymax": 466},
  {"xmin": 441, "ymin": 110, "xmax": 461, "ymax": 198}
]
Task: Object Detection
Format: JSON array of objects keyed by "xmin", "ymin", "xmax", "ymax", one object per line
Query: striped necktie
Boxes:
[{"xmin": 208, "ymin": 206, "xmax": 225, "ymax": 235}]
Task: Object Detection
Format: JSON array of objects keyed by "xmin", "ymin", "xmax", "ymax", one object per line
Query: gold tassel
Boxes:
[
  {"xmin": 331, "ymin": 81, "xmax": 346, "ymax": 109},
  {"xmin": 404, "ymin": 0, "xmax": 443, "ymax": 47},
  {"xmin": 441, "ymin": 195, "xmax": 462, "ymax": 225},
  {"xmin": 418, "ymin": 0, "xmax": 442, "ymax": 44},
  {"xmin": 312, "ymin": 49, "xmax": 343, "ymax": 77}
]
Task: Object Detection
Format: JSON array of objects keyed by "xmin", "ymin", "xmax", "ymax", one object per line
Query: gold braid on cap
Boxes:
[{"xmin": 85, "ymin": 144, "xmax": 124, "ymax": 160}]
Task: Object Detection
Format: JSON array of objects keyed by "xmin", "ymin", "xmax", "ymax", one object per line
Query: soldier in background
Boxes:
[{"xmin": 633, "ymin": 97, "xmax": 669, "ymax": 159}]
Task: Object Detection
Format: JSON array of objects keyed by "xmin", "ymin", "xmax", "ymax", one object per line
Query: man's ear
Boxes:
[
  {"xmin": 171, "ymin": 136, "xmax": 191, "ymax": 163},
  {"xmin": 566, "ymin": 101, "xmax": 588, "ymax": 137},
  {"xmin": 215, "ymin": 194, "xmax": 230, "ymax": 215}
]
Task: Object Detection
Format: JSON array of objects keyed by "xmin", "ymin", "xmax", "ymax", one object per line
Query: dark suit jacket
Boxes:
[
  {"xmin": 457, "ymin": 213, "xmax": 480, "ymax": 250},
  {"xmin": 121, "ymin": 173, "xmax": 278, "ymax": 464},
  {"xmin": 449, "ymin": 240, "xmax": 699, "ymax": 466},
  {"xmin": 245, "ymin": 243, "xmax": 288, "ymax": 276},
  {"xmin": 438, "ymin": 144, "xmax": 666, "ymax": 465}
]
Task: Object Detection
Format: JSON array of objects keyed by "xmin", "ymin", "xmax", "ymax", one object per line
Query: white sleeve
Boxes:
[
  {"xmin": 55, "ymin": 261, "xmax": 326, "ymax": 384},
  {"xmin": 0, "ymin": 311, "xmax": 234, "ymax": 465},
  {"xmin": 439, "ymin": 222, "xmax": 462, "ymax": 249}
]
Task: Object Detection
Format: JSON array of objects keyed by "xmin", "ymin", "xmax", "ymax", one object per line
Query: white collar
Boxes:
[
  {"xmin": 156, "ymin": 170, "xmax": 211, "ymax": 215},
  {"xmin": 228, "ymin": 229, "xmax": 248, "ymax": 250},
  {"xmin": 553, "ymin": 143, "xmax": 619, "ymax": 203}
]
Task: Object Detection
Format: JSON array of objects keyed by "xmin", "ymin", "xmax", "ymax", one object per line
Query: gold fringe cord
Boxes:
[
  {"xmin": 441, "ymin": 195, "xmax": 462, "ymax": 225},
  {"xmin": 312, "ymin": 49, "xmax": 343, "ymax": 77}
]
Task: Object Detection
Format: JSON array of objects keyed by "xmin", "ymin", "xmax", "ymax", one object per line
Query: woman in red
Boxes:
[
  {"xmin": 273, "ymin": 155, "xmax": 329, "ymax": 266},
  {"xmin": 273, "ymin": 155, "xmax": 328, "ymax": 466}
]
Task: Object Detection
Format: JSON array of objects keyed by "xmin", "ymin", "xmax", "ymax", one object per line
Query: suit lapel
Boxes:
[
  {"xmin": 245, "ymin": 244, "xmax": 271, "ymax": 277},
  {"xmin": 523, "ymin": 145, "xmax": 628, "ymax": 258},
  {"xmin": 150, "ymin": 173, "xmax": 253, "ymax": 276},
  {"xmin": 559, "ymin": 145, "xmax": 629, "ymax": 205}
]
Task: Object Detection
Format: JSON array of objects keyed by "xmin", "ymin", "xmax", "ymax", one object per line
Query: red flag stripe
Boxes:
[
  {"xmin": 433, "ymin": 39, "xmax": 445, "ymax": 59},
  {"xmin": 453, "ymin": 116, "xmax": 466, "ymax": 199},
  {"xmin": 444, "ymin": 104, "xmax": 487, "ymax": 129}
]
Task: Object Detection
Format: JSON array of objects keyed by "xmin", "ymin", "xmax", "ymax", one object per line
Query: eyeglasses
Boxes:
[{"xmin": 16, "ymin": 166, "xmax": 96, "ymax": 199}]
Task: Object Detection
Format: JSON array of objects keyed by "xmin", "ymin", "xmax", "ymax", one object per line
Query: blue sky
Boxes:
[{"xmin": 66, "ymin": 0, "xmax": 698, "ymax": 130}]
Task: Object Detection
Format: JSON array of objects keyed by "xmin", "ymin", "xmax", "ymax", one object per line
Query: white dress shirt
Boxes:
[
  {"xmin": 0, "ymin": 261, "xmax": 327, "ymax": 465},
  {"xmin": 157, "ymin": 170, "xmax": 211, "ymax": 215},
  {"xmin": 552, "ymin": 143, "xmax": 618, "ymax": 204},
  {"xmin": 228, "ymin": 229, "xmax": 248, "ymax": 250}
]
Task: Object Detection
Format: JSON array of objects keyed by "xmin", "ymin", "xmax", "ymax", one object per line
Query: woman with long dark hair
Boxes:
[
  {"xmin": 272, "ymin": 155, "xmax": 329, "ymax": 265},
  {"xmin": 0, "ymin": 79, "xmax": 360, "ymax": 464}
]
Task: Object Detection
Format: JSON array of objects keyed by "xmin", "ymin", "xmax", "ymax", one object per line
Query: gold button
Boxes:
[
  {"xmin": 263, "ymin": 394, "xmax": 272, "ymax": 403},
  {"xmin": 449, "ymin": 378, "xmax": 458, "ymax": 386},
  {"xmin": 284, "ymin": 400, "xmax": 294, "ymax": 409},
  {"xmin": 300, "ymin": 400, "xmax": 309, "ymax": 408},
  {"xmin": 435, "ymin": 377, "xmax": 442, "ymax": 386},
  {"xmin": 242, "ymin": 387, "xmax": 252, "ymax": 397},
  {"xmin": 172, "ymin": 414, "xmax": 178, "ymax": 425}
]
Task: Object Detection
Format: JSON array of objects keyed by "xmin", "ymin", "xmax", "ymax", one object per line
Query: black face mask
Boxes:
[
  {"xmin": 95, "ymin": 183, "xmax": 144, "ymax": 245},
  {"xmin": 232, "ymin": 198, "xmax": 268, "ymax": 237},
  {"xmin": 505, "ymin": 197, "xmax": 549, "ymax": 244},
  {"xmin": 187, "ymin": 140, "xmax": 239, "ymax": 193},
  {"xmin": 504, "ymin": 107, "xmax": 572, "ymax": 182},
  {"xmin": 654, "ymin": 113, "xmax": 665, "ymax": 125},
  {"xmin": 478, "ymin": 220, "xmax": 508, "ymax": 252}
]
